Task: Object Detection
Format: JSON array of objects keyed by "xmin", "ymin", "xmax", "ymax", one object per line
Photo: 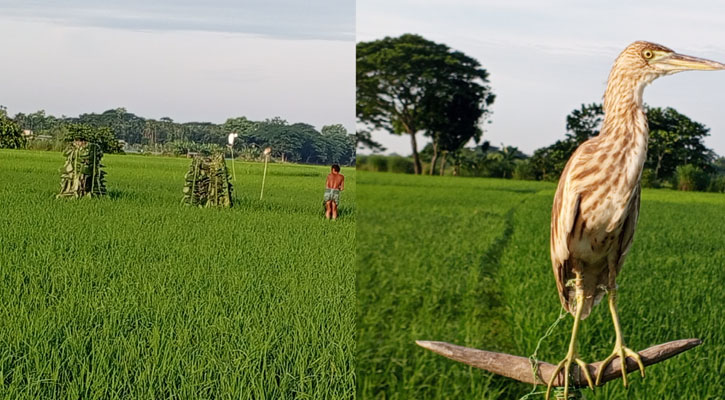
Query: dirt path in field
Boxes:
[
  {"xmin": 477, "ymin": 190, "xmax": 544, "ymax": 351},
  {"xmin": 469, "ymin": 190, "xmax": 549, "ymax": 396}
]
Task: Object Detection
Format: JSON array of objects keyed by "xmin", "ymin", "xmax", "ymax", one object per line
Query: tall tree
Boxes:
[
  {"xmin": 222, "ymin": 116, "xmax": 258, "ymax": 148},
  {"xmin": 426, "ymin": 79, "xmax": 492, "ymax": 174},
  {"xmin": 645, "ymin": 107, "xmax": 714, "ymax": 179},
  {"xmin": 357, "ymin": 34, "xmax": 494, "ymax": 174},
  {"xmin": 320, "ymin": 124, "xmax": 352, "ymax": 164},
  {"xmin": 0, "ymin": 113, "xmax": 25, "ymax": 149}
]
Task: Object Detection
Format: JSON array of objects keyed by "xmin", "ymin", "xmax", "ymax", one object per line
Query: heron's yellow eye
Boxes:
[{"xmin": 643, "ymin": 50, "xmax": 654, "ymax": 59}]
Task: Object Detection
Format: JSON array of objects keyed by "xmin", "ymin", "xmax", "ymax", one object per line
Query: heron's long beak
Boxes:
[{"xmin": 659, "ymin": 53, "xmax": 725, "ymax": 71}]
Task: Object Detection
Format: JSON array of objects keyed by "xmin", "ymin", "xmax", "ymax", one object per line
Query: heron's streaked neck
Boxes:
[
  {"xmin": 601, "ymin": 72, "xmax": 650, "ymax": 187},
  {"xmin": 602, "ymin": 73, "xmax": 650, "ymax": 141}
]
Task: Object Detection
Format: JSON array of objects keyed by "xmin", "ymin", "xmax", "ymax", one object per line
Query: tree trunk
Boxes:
[
  {"xmin": 429, "ymin": 140, "xmax": 439, "ymax": 175},
  {"xmin": 655, "ymin": 153, "xmax": 663, "ymax": 180},
  {"xmin": 409, "ymin": 132, "xmax": 422, "ymax": 175},
  {"xmin": 439, "ymin": 151, "xmax": 447, "ymax": 176}
]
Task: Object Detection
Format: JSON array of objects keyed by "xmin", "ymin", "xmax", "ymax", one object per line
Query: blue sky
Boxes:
[
  {"xmin": 357, "ymin": 0, "xmax": 725, "ymax": 156},
  {"xmin": 0, "ymin": 0, "xmax": 355, "ymax": 131}
]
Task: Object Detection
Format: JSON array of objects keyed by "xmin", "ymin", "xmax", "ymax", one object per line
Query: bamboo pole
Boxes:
[
  {"xmin": 230, "ymin": 146, "xmax": 236, "ymax": 181},
  {"xmin": 260, "ymin": 152, "xmax": 270, "ymax": 200}
]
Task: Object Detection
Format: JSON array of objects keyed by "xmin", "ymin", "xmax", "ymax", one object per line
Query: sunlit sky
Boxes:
[
  {"xmin": 357, "ymin": 0, "xmax": 725, "ymax": 156},
  {"xmin": 0, "ymin": 0, "xmax": 355, "ymax": 132}
]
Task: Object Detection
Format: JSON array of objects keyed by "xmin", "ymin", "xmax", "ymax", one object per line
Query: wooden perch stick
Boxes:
[{"xmin": 416, "ymin": 338, "xmax": 701, "ymax": 388}]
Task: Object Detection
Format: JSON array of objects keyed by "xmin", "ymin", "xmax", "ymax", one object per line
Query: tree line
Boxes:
[
  {"xmin": 356, "ymin": 34, "xmax": 725, "ymax": 192},
  {"xmin": 0, "ymin": 106, "xmax": 355, "ymax": 165}
]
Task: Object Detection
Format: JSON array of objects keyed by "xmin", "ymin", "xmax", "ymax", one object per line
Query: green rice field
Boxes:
[
  {"xmin": 0, "ymin": 149, "xmax": 355, "ymax": 399},
  {"xmin": 356, "ymin": 171, "xmax": 725, "ymax": 399}
]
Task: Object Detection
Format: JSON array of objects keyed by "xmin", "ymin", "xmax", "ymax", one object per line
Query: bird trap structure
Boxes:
[
  {"xmin": 416, "ymin": 338, "xmax": 701, "ymax": 399},
  {"xmin": 182, "ymin": 152, "xmax": 233, "ymax": 208},
  {"xmin": 57, "ymin": 140, "xmax": 107, "ymax": 198}
]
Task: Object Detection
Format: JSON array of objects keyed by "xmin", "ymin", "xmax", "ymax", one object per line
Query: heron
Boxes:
[{"xmin": 546, "ymin": 41, "xmax": 725, "ymax": 399}]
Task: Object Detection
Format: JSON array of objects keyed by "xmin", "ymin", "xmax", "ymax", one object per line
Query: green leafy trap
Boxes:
[
  {"xmin": 57, "ymin": 140, "xmax": 107, "ymax": 198},
  {"xmin": 182, "ymin": 152, "xmax": 233, "ymax": 207}
]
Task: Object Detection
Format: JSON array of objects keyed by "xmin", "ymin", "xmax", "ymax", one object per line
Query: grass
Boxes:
[
  {"xmin": 357, "ymin": 171, "xmax": 724, "ymax": 399},
  {"xmin": 0, "ymin": 149, "xmax": 355, "ymax": 399}
]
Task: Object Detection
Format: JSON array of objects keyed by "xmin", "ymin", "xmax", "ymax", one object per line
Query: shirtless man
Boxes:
[{"xmin": 324, "ymin": 164, "xmax": 344, "ymax": 219}]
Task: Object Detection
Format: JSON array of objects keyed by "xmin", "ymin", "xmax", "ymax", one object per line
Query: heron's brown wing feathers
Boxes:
[
  {"xmin": 550, "ymin": 159, "xmax": 582, "ymax": 313},
  {"xmin": 615, "ymin": 185, "xmax": 641, "ymax": 275}
]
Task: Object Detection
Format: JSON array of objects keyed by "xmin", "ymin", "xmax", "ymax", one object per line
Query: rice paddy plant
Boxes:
[
  {"xmin": 357, "ymin": 171, "xmax": 724, "ymax": 399},
  {"xmin": 0, "ymin": 149, "xmax": 355, "ymax": 399}
]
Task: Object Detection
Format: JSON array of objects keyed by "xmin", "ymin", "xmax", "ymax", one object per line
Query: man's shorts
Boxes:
[{"xmin": 324, "ymin": 188, "xmax": 340, "ymax": 205}]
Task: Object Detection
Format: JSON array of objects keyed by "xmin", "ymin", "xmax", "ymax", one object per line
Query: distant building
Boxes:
[{"xmin": 22, "ymin": 129, "xmax": 33, "ymax": 138}]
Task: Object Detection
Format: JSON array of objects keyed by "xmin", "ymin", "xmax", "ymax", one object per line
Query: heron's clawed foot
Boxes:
[
  {"xmin": 595, "ymin": 344, "xmax": 645, "ymax": 387},
  {"xmin": 545, "ymin": 353, "xmax": 594, "ymax": 400}
]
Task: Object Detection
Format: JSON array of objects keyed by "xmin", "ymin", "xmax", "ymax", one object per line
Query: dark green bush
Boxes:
[
  {"xmin": 640, "ymin": 169, "xmax": 661, "ymax": 189},
  {"xmin": 512, "ymin": 159, "xmax": 536, "ymax": 181},
  {"xmin": 675, "ymin": 164, "xmax": 709, "ymax": 191},
  {"xmin": 707, "ymin": 175, "xmax": 725, "ymax": 193},
  {"xmin": 356, "ymin": 155, "xmax": 369, "ymax": 170},
  {"xmin": 388, "ymin": 156, "xmax": 415, "ymax": 174},
  {"xmin": 0, "ymin": 115, "xmax": 25, "ymax": 149},
  {"xmin": 368, "ymin": 155, "xmax": 389, "ymax": 172},
  {"xmin": 63, "ymin": 123, "xmax": 123, "ymax": 154}
]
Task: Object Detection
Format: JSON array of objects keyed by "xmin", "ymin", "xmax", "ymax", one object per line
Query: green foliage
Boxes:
[
  {"xmin": 25, "ymin": 138, "xmax": 66, "ymax": 152},
  {"xmin": 367, "ymin": 155, "xmax": 388, "ymax": 172},
  {"xmin": 167, "ymin": 140, "xmax": 223, "ymax": 156},
  {"xmin": 387, "ymin": 156, "xmax": 415, "ymax": 174},
  {"xmin": 320, "ymin": 124, "xmax": 356, "ymax": 164},
  {"xmin": 182, "ymin": 153, "xmax": 233, "ymax": 208},
  {"xmin": 358, "ymin": 171, "xmax": 725, "ymax": 399},
  {"xmin": 222, "ymin": 116, "xmax": 259, "ymax": 143},
  {"xmin": 246, "ymin": 119, "xmax": 355, "ymax": 165},
  {"xmin": 529, "ymin": 103, "xmax": 603, "ymax": 180},
  {"xmin": 512, "ymin": 159, "xmax": 536, "ymax": 180},
  {"xmin": 10, "ymin": 108, "xmax": 354, "ymax": 166},
  {"xmin": 566, "ymin": 103, "xmax": 604, "ymax": 143},
  {"xmin": 0, "ymin": 113, "xmax": 25, "ymax": 149},
  {"xmin": 530, "ymin": 104, "xmax": 716, "ymax": 182},
  {"xmin": 0, "ymin": 150, "xmax": 355, "ymax": 399},
  {"xmin": 646, "ymin": 107, "xmax": 714, "ymax": 179},
  {"xmin": 640, "ymin": 168, "xmax": 661, "ymax": 189},
  {"xmin": 12, "ymin": 109, "xmax": 64, "ymax": 138},
  {"xmin": 57, "ymin": 141, "xmax": 107, "ymax": 198},
  {"xmin": 63, "ymin": 123, "xmax": 123, "ymax": 154},
  {"xmin": 76, "ymin": 107, "xmax": 146, "ymax": 144},
  {"xmin": 480, "ymin": 145, "xmax": 525, "ymax": 178},
  {"xmin": 357, "ymin": 34, "xmax": 494, "ymax": 173},
  {"xmin": 355, "ymin": 130, "xmax": 386, "ymax": 153},
  {"xmin": 675, "ymin": 164, "xmax": 710, "ymax": 191},
  {"xmin": 707, "ymin": 175, "xmax": 725, "ymax": 193},
  {"xmin": 356, "ymin": 155, "xmax": 368, "ymax": 168}
]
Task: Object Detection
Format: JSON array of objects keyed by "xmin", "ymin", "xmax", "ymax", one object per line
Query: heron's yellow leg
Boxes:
[
  {"xmin": 595, "ymin": 289, "xmax": 645, "ymax": 386},
  {"xmin": 545, "ymin": 291, "xmax": 594, "ymax": 400}
]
